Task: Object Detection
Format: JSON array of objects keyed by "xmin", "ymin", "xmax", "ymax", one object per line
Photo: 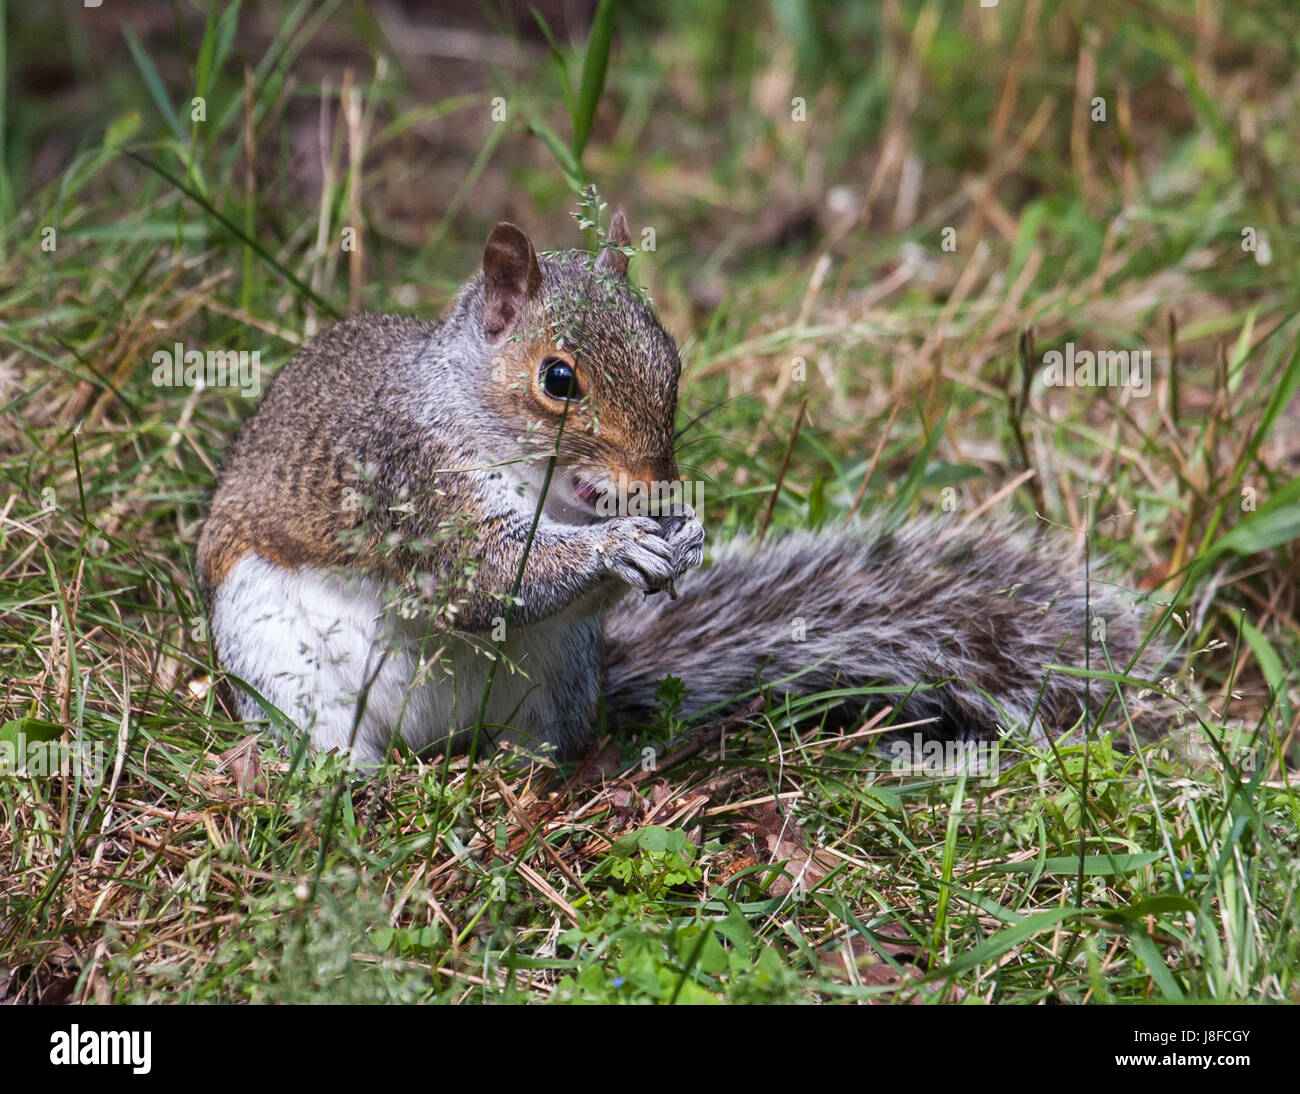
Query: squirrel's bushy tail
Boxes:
[{"xmin": 601, "ymin": 519, "xmax": 1180, "ymax": 744}]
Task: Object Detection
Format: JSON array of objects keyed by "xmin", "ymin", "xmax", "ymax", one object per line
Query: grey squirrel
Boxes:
[{"xmin": 197, "ymin": 211, "xmax": 1171, "ymax": 766}]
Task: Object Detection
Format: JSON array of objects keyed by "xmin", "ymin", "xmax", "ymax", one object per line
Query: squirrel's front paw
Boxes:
[
  {"xmin": 597, "ymin": 517, "xmax": 676, "ymax": 595},
  {"xmin": 658, "ymin": 505, "xmax": 705, "ymax": 579}
]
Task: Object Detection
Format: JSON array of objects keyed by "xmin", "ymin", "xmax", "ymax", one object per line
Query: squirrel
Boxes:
[{"xmin": 197, "ymin": 211, "xmax": 1172, "ymax": 767}]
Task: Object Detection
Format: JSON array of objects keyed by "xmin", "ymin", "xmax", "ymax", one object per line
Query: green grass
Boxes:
[{"xmin": 1, "ymin": 0, "xmax": 1298, "ymax": 1003}]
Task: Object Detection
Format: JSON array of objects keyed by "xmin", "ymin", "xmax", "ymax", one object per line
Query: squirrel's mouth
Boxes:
[
  {"xmin": 538, "ymin": 472, "xmax": 610, "ymax": 525},
  {"xmin": 573, "ymin": 477, "xmax": 601, "ymax": 505},
  {"xmin": 568, "ymin": 475, "xmax": 616, "ymax": 519}
]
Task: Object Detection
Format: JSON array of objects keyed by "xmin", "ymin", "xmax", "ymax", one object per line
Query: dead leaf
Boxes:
[
  {"xmin": 744, "ymin": 801, "xmax": 837, "ymax": 898},
  {"xmin": 570, "ymin": 740, "xmax": 622, "ymax": 787},
  {"xmin": 216, "ymin": 734, "xmax": 268, "ymax": 797},
  {"xmin": 822, "ymin": 934, "xmax": 923, "ymax": 1000},
  {"xmin": 820, "ymin": 925, "xmax": 965, "ymax": 1003},
  {"xmin": 649, "ymin": 778, "xmax": 673, "ymax": 809}
]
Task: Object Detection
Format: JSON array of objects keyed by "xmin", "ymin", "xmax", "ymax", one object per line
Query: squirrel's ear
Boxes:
[
  {"xmin": 594, "ymin": 207, "xmax": 632, "ymax": 279},
  {"xmin": 482, "ymin": 222, "xmax": 542, "ymax": 340}
]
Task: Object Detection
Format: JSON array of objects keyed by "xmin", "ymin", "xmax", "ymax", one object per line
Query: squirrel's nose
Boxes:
[{"xmin": 623, "ymin": 458, "xmax": 679, "ymax": 490}]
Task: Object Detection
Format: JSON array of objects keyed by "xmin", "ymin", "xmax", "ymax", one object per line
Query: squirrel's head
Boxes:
[{"xmin": 457, "ymin": 211, "xmax": 683, "ymax": 521}]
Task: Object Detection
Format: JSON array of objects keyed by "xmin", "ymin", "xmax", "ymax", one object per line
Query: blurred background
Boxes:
[{"xmin": 7, "ymin": 1, "xmax": 1295, "ymax": 340}]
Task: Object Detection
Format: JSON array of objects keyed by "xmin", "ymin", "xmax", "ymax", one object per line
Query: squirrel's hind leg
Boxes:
[
  {"xmin": 209, "ymin": 554, "xmax": 605, "ymax": 765},
  {"xmin": 209, "ymin": 553, "xmax": 419, "ymax": 766}
]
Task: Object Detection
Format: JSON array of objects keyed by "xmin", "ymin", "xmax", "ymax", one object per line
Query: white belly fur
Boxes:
[{"xmin": 210, "ymin": 553, "xmax": 601, "ymax": 764}]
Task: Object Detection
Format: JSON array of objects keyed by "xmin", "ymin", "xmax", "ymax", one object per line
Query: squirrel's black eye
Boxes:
[{"xmin": 540, "ymin": 356, "xmax": 578, "ymax": 400}]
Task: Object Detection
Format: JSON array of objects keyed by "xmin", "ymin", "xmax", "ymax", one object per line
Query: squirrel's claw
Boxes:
[{"xmin": 648, "ymin": 578, "xmax": 679, "ymax": 600}]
